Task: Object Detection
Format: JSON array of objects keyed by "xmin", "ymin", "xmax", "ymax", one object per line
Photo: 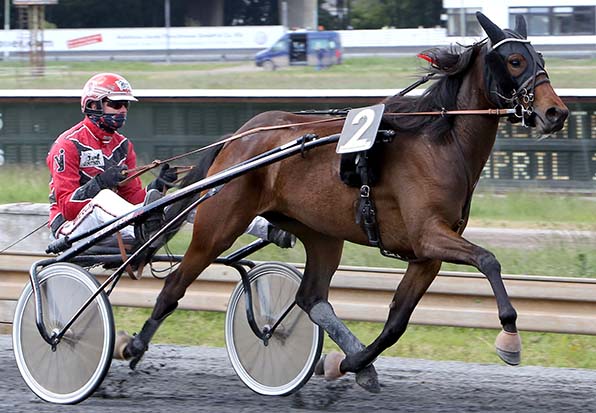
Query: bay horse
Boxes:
[{"xmin": 120, "ymin": 12, "xmax": 568, "ymax": 392}]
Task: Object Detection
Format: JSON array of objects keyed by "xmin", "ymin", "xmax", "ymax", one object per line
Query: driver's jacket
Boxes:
[{"xmin": 46, "ymin": 117, "xmax": 146, "ymax": 236}]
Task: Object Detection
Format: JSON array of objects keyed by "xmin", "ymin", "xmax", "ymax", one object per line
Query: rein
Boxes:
[
  {"xmin": 120, "ymin": 116, "xmax": 346, "ymax": 185},
  {"xmin": 384, "ymin": 108, "xmax": 516, "ymax": 117},
  {"xmin": 124, "ymin": 107, "xmax": 519, "ymax": 185}
]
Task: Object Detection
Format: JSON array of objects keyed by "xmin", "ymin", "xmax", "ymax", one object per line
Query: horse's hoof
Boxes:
[
  {"xmin": 123, "ymin": 334, "xmax": 148, "ymax": 370},
  {"xmin": 495, "ymin": 330, "xmax": 522, "ymax": 366},
  {"xmin": 323, "ymin": 351, "xmax": 346, "ymax": 381},
  {"xmin": 314, "ymin": 354, "xmax": 326, "ymax": 376},
  {"xmin": 129, "ymin": 355, "xmax": 143, "ymax": 370},
  {"xmin": 356, "ymin": 364, "xmax": 380, "ymax": 393},
  {"xmin": 113, "ymin": 331, "xmax": 133, "ymax": 360}
]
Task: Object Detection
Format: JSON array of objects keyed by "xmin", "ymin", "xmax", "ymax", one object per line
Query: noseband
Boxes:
[{"xmin": 486, "ymin": 37, "xmax": 550, "ymax": 127}]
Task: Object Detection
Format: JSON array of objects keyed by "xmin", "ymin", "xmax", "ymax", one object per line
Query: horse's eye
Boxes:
[{"xmin": 510, "ymin": 59, "xmax": 521, "ymax": 68}]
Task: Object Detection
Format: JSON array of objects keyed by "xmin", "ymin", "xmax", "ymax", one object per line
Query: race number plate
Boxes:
[{"xmin": 336, "ymin": 104, "xmax": 385, "ymax": 154}]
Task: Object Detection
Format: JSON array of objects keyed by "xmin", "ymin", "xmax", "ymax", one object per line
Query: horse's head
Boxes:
[{"xmin": 477, "ymin": 12, "xmax": 568, "ymax": 134}]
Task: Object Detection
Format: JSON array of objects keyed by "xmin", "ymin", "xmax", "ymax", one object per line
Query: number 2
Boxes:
[{"xmin": 341, "ymin": 108, "xmax": 375, "ymax": 150}]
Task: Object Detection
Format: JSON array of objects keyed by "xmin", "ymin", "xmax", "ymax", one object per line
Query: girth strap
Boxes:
[
  {"xmin": 350, "ymin": 149, "xmax": 416, "ymax": 262},
  {"xmin": 355, "ymin": 184, "xmax": 380, "ymax": 248},
  {"xmin": 353, "ymin": 153, "xmax": 381, "ymax": 247}
]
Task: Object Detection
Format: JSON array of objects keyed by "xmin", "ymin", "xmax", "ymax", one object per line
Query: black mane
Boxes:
[{"xmin": 382, "ymin": 42, "xmax": 485, "ymax": 140}]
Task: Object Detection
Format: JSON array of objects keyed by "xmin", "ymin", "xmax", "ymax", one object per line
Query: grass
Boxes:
[
  {"xmin": 2, "ymin": 55, "xmax": 596, "ymax": 89},
  {"xmin": 470, "ymin": 193, "xmax": 596, "ymax": 229}
]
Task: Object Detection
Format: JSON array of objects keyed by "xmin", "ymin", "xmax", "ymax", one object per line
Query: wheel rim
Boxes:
[
  {"xmin": 225, "ymin": 263, "xmax": 322, "ymax": 396},
  {"xmin": 12, "ymin": 263, "xmax": 114, "ymax": 404}
]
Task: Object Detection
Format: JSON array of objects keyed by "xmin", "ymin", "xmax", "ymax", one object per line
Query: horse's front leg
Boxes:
[
  {"xmin": 411, "ymin": 224, "xmax": 521, "ymax": 365},
  {"xmin": 340, "ymin": 260, "xmax": 441, "ymax": 374},
  {"xmin": 119, "ymin": 262, "xmax": 206, "ymax": 369},
  {"xmin": 293, "ymin": 230, "xmax": 380, "ymax": 393}
]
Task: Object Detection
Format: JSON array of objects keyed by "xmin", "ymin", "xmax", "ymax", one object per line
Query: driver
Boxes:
[{"xmin": 46, "ymin": 72, "xmax": 295, "ymax": 249}]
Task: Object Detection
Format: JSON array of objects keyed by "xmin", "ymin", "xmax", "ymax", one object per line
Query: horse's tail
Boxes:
[
  {"xmin": 161, "ymin": 142, "xmax": 225, "ymax": 240},
  {"xmin": 133, "ymin": 142, "xmax": 224, "ymax": 266}
]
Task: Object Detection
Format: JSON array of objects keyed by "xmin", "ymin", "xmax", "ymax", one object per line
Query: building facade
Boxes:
[{"xmin": 443, "ymin": 0, "xmax": 596, "ymax": 36}]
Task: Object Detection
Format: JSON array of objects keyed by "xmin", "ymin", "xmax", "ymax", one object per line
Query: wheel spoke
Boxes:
[{"xmin": 225, "ymin": 262, "xmax": 323, "ymax": 396}]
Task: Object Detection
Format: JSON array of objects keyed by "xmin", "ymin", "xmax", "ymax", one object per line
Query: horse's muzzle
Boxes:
[{"xmin": 536, "ymin": 105, "xmax": 568, "ymax": 134}]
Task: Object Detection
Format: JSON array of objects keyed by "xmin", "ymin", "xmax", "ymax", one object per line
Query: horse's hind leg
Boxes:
[
  {"xmin": 340, "ymin": 259, "xmax": 441, "ymax": 374},
  {"xmin": 293, "ymin": 229, "xmax": 380, "ymax": 393},
  {"xmin": 121, "ymin": 198, "xmax": 258, "ymax": 368}
]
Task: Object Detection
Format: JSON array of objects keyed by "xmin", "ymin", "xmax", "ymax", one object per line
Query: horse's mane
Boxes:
[{"xmin": 382, "ymin": 41, "xmax": 486, "ymax": 141}]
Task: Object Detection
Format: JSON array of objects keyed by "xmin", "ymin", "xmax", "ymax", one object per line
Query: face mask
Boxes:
[
  {"xmin": 101, "ymin": 113, "xmax": 127, "ymax": 130},
  {"xmin": 89, "ymin": 113, "xmax": 127, "ymax": 133}
]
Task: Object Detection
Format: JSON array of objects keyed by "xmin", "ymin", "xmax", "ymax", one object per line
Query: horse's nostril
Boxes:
[{"xmin": 546, "ymin": 107, "xmax": 568, "ymax": 124}]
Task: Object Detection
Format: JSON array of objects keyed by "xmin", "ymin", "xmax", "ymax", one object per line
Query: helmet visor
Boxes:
[{"xmin": 105, "ymin": 93, "xmax": 138, "ymax": 102}]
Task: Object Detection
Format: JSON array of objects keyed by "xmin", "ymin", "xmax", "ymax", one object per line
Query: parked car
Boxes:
[{"xmin": 255, "ymin": 31, "xmax": 342, "ymax": 70}]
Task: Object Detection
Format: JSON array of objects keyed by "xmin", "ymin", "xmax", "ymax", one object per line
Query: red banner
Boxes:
[{"xmin": 67, "ymin": 34, "xmax": 103, "ymax": 49}]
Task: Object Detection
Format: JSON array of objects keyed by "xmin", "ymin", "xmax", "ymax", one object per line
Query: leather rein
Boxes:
[{"xmin": 121, "ymin": 106, "xmax": 517, "ymax": 186}]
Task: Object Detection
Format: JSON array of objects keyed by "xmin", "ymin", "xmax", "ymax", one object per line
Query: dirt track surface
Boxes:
[{"xmin": 1, "ymin": 336, "xmax": 595, "ymax": 413}]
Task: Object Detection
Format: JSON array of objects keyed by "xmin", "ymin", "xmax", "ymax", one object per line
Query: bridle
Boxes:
[{"xmin": 486, "ymin": 37, "xmax": 550, "ymax": 127}]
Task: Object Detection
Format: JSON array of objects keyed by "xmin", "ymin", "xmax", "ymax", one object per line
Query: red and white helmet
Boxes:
[{"xmin": 80, "ymin": 73, "xmax": 138, "ymax": 115}]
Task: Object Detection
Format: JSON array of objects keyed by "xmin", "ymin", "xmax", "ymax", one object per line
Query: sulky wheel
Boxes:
[
  {"xmin": 225, "ymin": 262, "xmax": 323, "ymax": 396},
  {"xmin": 12, "ymin": 263, "xmax": 114, "ymax": 404}
]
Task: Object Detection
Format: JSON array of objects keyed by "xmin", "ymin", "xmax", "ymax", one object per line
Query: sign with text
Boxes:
[{"xmin": 0, "ymin": 26, "xmax": 285, "ymax": 52}]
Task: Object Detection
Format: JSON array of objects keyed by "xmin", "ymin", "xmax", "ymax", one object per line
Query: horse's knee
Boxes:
[{"xmin": 477, "ymin": 251, "xmax": 501, "ymax": 276}]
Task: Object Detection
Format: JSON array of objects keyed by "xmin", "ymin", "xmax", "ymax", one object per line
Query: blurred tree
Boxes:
[
  {"xmin": 1, "ymin": 0, "xmax": 441, "ymax": 29},
  {"xmin": 224, "ymin": 0, "xmax": 278, "ymax": 26},
  {"xmin": 350, "ymin": 0, "xmax": 442, "ymax": 29},
  {"xmin": 43, "ymin": 0, "xmax": 187, "ymax": 28},
  {"xmin": 318, "ymin": 0, "xmax": 342, "ymax": 30},
  {"xmin": 350, "ymin": 0, "xmax": 386, "ymax": 28}
]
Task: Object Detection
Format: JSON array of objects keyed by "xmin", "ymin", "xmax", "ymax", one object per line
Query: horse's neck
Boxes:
[{"xmin": 453, "ymin": 62, "xmax": 500, "ymax": 185}]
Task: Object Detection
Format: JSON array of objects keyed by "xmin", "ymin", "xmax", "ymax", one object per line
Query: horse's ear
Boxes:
[
  {"xmin": 514, "ymin": 15, "xmax": 527, "ymax": 39},
  {"xmin": 476, "ymin": 12, "xmax": 506, "ymax": 45}
]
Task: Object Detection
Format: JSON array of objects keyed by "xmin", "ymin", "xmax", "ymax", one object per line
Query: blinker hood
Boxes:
[{"xmin": 476, "ymin": 12, "xmax": 546, "ymax": 112}]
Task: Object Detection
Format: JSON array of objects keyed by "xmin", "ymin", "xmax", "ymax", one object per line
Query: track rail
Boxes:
[{"xmin": 1, "ymin": 252, "xmax": 595, "ymax": 335}]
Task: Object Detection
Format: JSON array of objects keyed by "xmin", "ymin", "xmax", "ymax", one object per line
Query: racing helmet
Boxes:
[{"xmin": 80, "ymin": 73, "xmax": 138, "ymax": 116}]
